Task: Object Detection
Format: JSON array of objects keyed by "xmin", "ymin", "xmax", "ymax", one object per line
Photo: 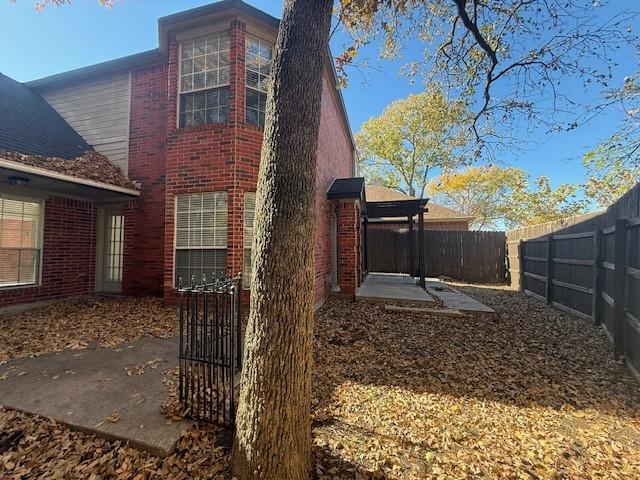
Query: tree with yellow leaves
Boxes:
[
  {"xmin": 357, "ymin": 87, "xmax": 471, "ymax": 198},
  {"xmin": 430, "ymin": 166, "xmax": 588, "ymax": 229}
]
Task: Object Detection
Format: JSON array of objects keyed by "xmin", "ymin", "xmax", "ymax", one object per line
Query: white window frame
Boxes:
[
  {"xmin": 178, "ymin": 31, "xmax": 231, "ymax": 128},
  {"xmin": 243, "ymin": 192, "xmax": 256, "ymax": 289},
  {"xmin": 0, "ymin": 192, "xmax": 44, "ymax": 289},
  {"xmin": 173, "ymin": 192, "xmax": 228, "ymax": 286},
  {"xmin": 245, "ymin": 35, "xmax": 273, "ymax": 128}
]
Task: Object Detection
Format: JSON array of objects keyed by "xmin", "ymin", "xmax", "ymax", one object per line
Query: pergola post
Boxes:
[
  {"xmin": 407, "ymin": 215, "xmax": 414, "ymax": 277},
  {"xmin": 418, "ymin": 210, "xmax": 425, "ymax": 288},
  {"xmin": 363, "ymin": 214, "xmax": 369, "ymax": 273}
]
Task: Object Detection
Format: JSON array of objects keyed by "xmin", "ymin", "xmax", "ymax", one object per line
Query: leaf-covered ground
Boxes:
[
  {"xmin": 2, "ymin": 287, "xmax": 640, "ymax": 478},
  {"xmin": 312, "ymin": 285, "xmax": 640, "ymax": 478},
  {"xmin": 0, "ymin": 297, "xmax": 178, "ymax": 362}
]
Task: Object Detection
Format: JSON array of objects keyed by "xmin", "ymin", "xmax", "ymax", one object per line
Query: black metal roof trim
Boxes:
[
  {"xmin": 158, "ymin": 0, "xmax": 279, "ymax": 29},
  {"xmin": 0, "ymin": 73, "xmax": 90, "ymax": 159},
  {"xmin": 327, "ymin": 177, "xmax": 365, "ymax": 200},
  {"xmin": 366, "ymin": 199, "xmax": 429, "ymax": 219},
  {"xmin": 26, "ymin": 49, "xmax": 163, "ymax": 89}
]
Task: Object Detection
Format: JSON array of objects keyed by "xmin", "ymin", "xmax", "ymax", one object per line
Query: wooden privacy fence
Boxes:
[
  {"xmin": 367, "ymin": 229, "xmax": 507, "ymax": 283},
  {"xmin": 518, "ymin": 216, "xmax": 640, "ymax": 379}
]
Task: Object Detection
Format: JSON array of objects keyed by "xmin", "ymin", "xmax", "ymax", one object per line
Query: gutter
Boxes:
[{"xmin": 0, "ymin": 157, "xmax": 141, "ymax": 197}]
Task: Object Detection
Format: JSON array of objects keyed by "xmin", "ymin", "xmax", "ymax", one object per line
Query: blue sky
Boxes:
[{"xmin": 1, "ymin": 0, "xmax": 637, "ymax": 194}]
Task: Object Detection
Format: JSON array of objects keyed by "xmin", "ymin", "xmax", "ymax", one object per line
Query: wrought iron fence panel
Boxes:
[{"xmin": 178, "ymin": 274, "xmax": 242, "ymax": 426}]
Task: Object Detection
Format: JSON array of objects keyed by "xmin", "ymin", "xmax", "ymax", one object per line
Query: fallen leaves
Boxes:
[
  {"xmin": 1, "ymin": 286, "xmax": 640, "ymax": 478},
  {"xmin": 311, "ymin": 286, "xmax": 640, "ymax": 478},
  {"xmin": 0, "ymin": 408, "xmax": 230, "ymax": 479},
  {"xmin": 0, "ymin": 149, "xmax": 137, "ymax": 190},
  {"xmin": 106, "ymin": 411, "xmax": 120, "ymax": 424},
  {"xmin": 0, "ymin": 297, "xmax": 178, "ymax": 362},
  {"xmin": 125, "ymin": 359, "xmax": 164, "ymax": 377}
]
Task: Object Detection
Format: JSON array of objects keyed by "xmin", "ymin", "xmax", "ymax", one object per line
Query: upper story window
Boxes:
[
  {"xmin": 246, "ymin": 37, "xmax": 273, "ymax": 128},
  {"xmin": 0, "ymin": 193, "xmax": 43, "ymax": 288},
  {"xmin": 179, "ymin": 32, "xmax": 230, "ymax": 128}
]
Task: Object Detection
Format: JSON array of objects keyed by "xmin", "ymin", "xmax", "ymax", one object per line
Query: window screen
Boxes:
[
  {"xmin": 0, "ymin": 194, "xmax": 42, "ymax": 287},
  {"xmin": 179, "ymin": 32, "xmax": 230, "ymax": 127},
  {"xmin": 246, "ymin": 36, "xmax": 273, "ymax": 128},
  {"xmin": 175, "ymin": 192, "xmax": 228, "ymax": 285},
  {"xmin": 243, "ymin": 192, "xmax": 256, "ymax": 288}
]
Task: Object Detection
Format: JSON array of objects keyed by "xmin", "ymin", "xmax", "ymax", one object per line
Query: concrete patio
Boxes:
[
  {"xmin": 356, "ymin": 273, "xmax": 494, "ymax": 314},
  {"xmin": 0, "ymin": 336, "xmax": 190, "ymax": 457},
  {"xmin": 355, "ymin": 273, "xmax": 437, "ymax": 304}
]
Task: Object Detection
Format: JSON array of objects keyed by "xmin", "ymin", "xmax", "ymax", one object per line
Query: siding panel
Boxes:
[{"xmin": 37, "ymin": 72, "xmax": 131, "ymax": 174}]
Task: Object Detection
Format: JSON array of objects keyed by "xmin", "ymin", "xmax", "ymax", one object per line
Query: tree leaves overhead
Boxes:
[
  {"xmin": 356, "ymin": 87, "xmax": 471, "ymax": 197},
  {"xmin": 582, "ymin": 72, "xmax": 640, "ymax": 207},
  {"xmin": 338, "ymin": 0, "xmax": 638, "ymax": 153},
  {"xmin": 13, "ymin": 0, "xmax": 114, "ymax": 11}
]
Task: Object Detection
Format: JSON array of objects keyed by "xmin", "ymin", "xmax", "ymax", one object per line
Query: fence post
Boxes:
[
  {"xmin": 517, "ymin": 239, "xmax": 524, "ymax": 292},
  {"xmin": 592, "ymin": 229, "xmax": 602, "ymax": 326},
  {"xmin": 613, "ymin": 219, "xmax": 628, "ymax": 359},
  {"xmin": 546, "ymin": 235, "xmax": 553, "ymax": 304},
  {"xmin": 408, "ymin": 215, "xmax": 414, "ymax": 276},
  {"xmin": 418, "ymin": 211, "xmax": 425, "ymax": 288}
]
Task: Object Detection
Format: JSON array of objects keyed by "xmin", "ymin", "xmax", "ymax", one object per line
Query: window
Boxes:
[
  {"xmin": 175, "ymin": 192, "xmax": 227, "ymax": 285},
  {"xmin": 179, "ymin": 32, "xmax": 230, "ymax": 127},
  {"xmin": 0, "ymin": 194, "xmax": 42, "ymax": 287},
  {"xmin": 105, "ymin": 214, "xmax": 124, "ymax": 283},
  {"xmin": 245, "ymin": 36, "xmax": 273, "ymax": 127},
  {"xmin": 243, "ymin": 192, "xmax": 256, "ymax": 288}
]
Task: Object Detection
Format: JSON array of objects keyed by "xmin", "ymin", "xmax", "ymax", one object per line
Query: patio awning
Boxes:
[
  {"xmin": 326, "ymin": 177, "xmax": 365, "ymax": 202},
  {"xmin": 366, "ymin": 198, "xmax": 428, "ymax": 219},
  {"xmin": 0, "ymin": 157, "xmax": 140, "ymax": 202}
]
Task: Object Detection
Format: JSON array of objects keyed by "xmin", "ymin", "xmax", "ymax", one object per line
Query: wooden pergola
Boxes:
[{"xmin": 363, "ymin": 198, "xmax": 429, "ymax": 288}]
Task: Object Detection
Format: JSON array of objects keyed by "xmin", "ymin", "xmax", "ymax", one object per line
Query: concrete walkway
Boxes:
[
  {"xmin": 424, "ymin": 280, "xmax": 495, "ymax": 314},
  {"xmin": 356, "ymin": 273, "xmax": 436, "ymax": 304},
  {"xmin": 0, "ymin": 337, "xmax": 190, "ymax": 457},
  {"xmin": 356, "ymin": 273, "xmax": 494, "ymax": 314}
]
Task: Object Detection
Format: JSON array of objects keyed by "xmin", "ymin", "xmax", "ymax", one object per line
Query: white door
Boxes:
[{"xmin": 101, "ymin": 211, "xmax": 124, "ymax": 293}]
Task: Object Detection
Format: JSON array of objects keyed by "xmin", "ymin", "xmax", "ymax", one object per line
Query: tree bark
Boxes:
[{"xmin": 231, "ymin": 0, "xmax": 333, "ymax": 478}]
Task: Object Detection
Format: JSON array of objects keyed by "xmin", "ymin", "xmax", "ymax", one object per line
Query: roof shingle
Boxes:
[
  {"xmin": 0, "ymin": 73, "xmax": 90, "ymax": 159},
  {"xmin": 365, "ymin": 185, "xmax": 472, "ymax": 222}
]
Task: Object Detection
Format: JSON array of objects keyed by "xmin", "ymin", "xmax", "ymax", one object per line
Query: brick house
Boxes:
[
  {"xmin": 0, "ymin": 0, "xmax": 363, "ymax": 309},
  {"xmin": 365, "ymin": 185, "xmax": 473, "ymax": 231}
]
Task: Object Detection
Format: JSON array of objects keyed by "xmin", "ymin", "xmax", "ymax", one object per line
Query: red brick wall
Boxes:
[
  {"xmin": 0, "ymin": 197, "xmax": 96, "ymax": 308},
  {"xmin": 315, "ymin": 75, "xmax": 355, "ymax": 302},
  {"xmin": 162, "ymin": 21, "xmax": 249, "ymax": 302},
  {"xmin": 158, "ymin": 20, "xmax": 356, "ymax": 304},
  {"xmin": 124, "ymin": 62, "xmax": 169, "ymax": 296},
  {"xmin": 123, "ymin": 18, "xmax": 356, "ymax": 304},
  {"xmin": 336, "ymin": 200, "xmax": 361, "ymax": 295}
]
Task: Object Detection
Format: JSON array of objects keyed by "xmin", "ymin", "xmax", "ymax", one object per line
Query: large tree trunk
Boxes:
[{"xmin": 231, "ymin": 0, "xmax": 333, "ymax": 478}]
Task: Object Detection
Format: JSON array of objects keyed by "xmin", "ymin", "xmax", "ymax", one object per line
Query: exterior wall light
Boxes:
[{"xmin": 9, "ymin": 176, "xmax": 30, "ymax": 187}]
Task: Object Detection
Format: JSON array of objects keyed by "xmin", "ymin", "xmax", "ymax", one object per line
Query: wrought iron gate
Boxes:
[{"xmin": 178, "ymin": 274, "xmax": 242, "ymax": 426}]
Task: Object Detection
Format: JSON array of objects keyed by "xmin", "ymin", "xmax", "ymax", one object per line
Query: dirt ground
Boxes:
[{"xmin": 2, "ymin": 287, "xmax": 640, "ymax": 479}]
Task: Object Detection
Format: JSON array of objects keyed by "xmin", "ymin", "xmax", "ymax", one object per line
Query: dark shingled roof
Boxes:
[
  {"xmin": 0, "ymin": 73, "xmax": 90, "ymax": 159},
  {"xmin": 327, "ymin": 177, "xmax": 365, "ymax": 200}
]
